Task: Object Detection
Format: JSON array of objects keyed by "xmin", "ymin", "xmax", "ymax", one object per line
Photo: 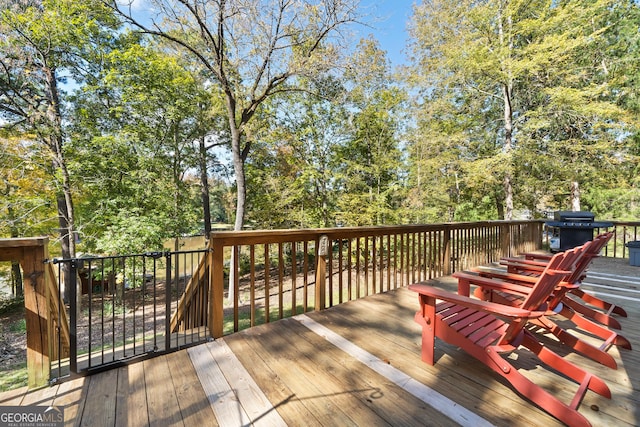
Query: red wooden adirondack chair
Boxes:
[
  {"xmin": 409, "ymin": 248, "xmax": 611, "ymax": 427},
  {"xmin": 470, "ymin": 235, "xmax": 631, "ymax": 368},
  {"xmin": 500, "ymin": 232, "xmax": 627, "ymax": 329}
]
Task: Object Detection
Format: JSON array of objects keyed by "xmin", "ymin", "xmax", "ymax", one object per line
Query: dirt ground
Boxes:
[{"xmin": 0, "ymin": 305, "xmax": 26, "ymax": 371}]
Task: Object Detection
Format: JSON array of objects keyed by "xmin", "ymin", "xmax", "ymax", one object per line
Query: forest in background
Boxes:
[{"xmin": 1, "ymin": 0, "xmax": 639, "ymax": 259}]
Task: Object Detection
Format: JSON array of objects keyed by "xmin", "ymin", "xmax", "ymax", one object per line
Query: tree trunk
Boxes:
[
  {"xmin": 222, "ymin": 84, "xmax": 247, "ymax": 232},
  {"xmin": 199, "ymin": 136, "xmax": 212, "ymax": 239},
  {"xmin": 502, "ymin": 82, "xmax": 514, "ymax": 221},
  {"xmin": 499, "ymin": 7, "xmax": 514, "ymax": 221},
  {"xmin": 5, "ymin": 191, "xmax": 23, "ymax": 297},
  {"xmin": 11, "ymin": 262, "xmax": 23, "ymax": 298},
  {"xmin": 228, "ymin": 119, "xmax": 246, "ymax": 231},
  {"xmin": 570, "ymin": 181, "xmax": 581, "ymax": 211},
  {"xmin": 45, "ymin": 66, "xmax": 76, "ymax": 302},
  {"xmin": 227, "ymin": 104, "xmax": 245, "ymax": 303},
  {"xmin": 495, "ymin": 189, "xmax": 505, "ymax": 220}
]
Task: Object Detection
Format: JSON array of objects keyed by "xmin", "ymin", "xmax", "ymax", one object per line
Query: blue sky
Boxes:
[
  {"xmin": 123, "ymin": 0, "xmax": 419, "ymax": 66},
  {"xmin": 124, "ymin": 0, "xmax": 415, "ymax": 67},
  {"xmin": 359, "ymin": 1, "xmax": 415, "ymax": 67}
]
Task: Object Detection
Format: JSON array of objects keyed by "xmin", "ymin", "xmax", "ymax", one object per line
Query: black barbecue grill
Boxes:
[{"xmin": 545, "ymin": 211, "xmax": 613, "ymax": 251}]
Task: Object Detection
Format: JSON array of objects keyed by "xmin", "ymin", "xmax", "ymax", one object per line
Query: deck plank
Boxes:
[
  {"xmin": 206, "ymin": 340, "xmax": 287, "ymax": 427},
  {"xmin": 294, "ymin": 314, "xmax": 494, "ymax": 427},
  {"xmin": 227, "ymin": 321, "xmax": 370, "ymax": 426},
  {"xmin": 52, "ymin": 377, "xmax": 88, "ymax": 427},
  {"xmin": 143, "ymin": 356, "xmax": 184, "ymax": 427},
  {"xmin": 224, "ymin": 331, "xmax": 324, "ymax": 426},
  {"xmin": 0, "ymin": 386, "xmax": 28, "ymax": 405},
  {"xmin": 20, "ymin": 383, "xmax": 59, "ymax": 407},
  {"xmin": 187, "ymin": 342, "xmax": 251, "ymax": 426},
  {"xmin": 282, "ymin": 316, "xmax": 465, "ymax": 427},
  {"xmin": 79, "ymin": 368, "xmax": 118, "ymax": 427},
  {"xmin": 232, "ymin": 316, "xmax": 454, "ymax": 427},
  {"xmin": 165, "ymin": 350, "xmax": 217, "ymax": 427},
  {"xmin": 116, "ymin": 361, "xmax": 149, "ymax": 427}
]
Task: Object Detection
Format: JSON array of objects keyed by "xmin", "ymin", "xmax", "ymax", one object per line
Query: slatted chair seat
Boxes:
[
  {"xmin": 410, "ymin": 247, "xmax": 611, "ymax": 427},
  {"xmin": 436, "ymin": 302, "xmax": 509, "ymax": 346}
]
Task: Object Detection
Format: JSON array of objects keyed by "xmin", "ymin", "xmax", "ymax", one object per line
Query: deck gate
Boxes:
[{"xmin": 48, "ymin": 249, "xmax": 210, "ymax": 381}]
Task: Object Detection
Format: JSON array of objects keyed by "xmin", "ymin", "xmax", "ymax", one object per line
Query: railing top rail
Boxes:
[
  {"xmin": 48, "ymin": 249, "xmax": 211, "ymax": 264},
  {"xmin": 608, "ymin": 221, "xmax": 640, "ymax": 226},
  {"xmin": 0, "ymin": 237, "xmax": 48, "ymax": 249},
  {"xmin": 209, "ymin": 220, "xmax": 544, "ymax": 245}
]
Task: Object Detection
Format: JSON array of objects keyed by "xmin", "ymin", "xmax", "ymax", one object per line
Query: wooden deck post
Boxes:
[
  {"xmin": 0, "ymin": 237, "xmax": 50, "ymax": 388},
  {"xmin": 442, "ymin": 228, "xmax": 452, "ymax": 276},
  {"xmin": 209, "ymin": 238, "xmax": 225, "ymax": 338},
  {"xmin": 501, "ymin": 224, "xmax": 512, "ymax": 258},
  {"xmin": 314, "ymin": 235, "xmax": 328, "ymax": 311}
]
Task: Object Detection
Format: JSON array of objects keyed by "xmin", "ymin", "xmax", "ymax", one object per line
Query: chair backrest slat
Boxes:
[
  {"xmin": 565, "ymin": 232, "xmax": 613, "ymax": 283},
  {"xmin": 520, "ymin": 245, "xmax": 581, "ymax": 311},
  {"xmin": 499, "ymin": 246, "xmax": 579, "ymax": 344}
]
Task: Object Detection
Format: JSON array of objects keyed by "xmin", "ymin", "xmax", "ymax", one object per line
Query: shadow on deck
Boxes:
[{"xmin": 1, "ymin": 258, "xmax": 638, "ymax": 427}]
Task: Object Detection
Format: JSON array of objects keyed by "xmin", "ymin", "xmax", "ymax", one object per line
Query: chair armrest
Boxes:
[
  {"xmin": 501, "ymin": 261, "xmax": 546, "ymax": 274},
  {"xmin": 472, "ymin": 271, "xmax": 580, "ymax": 292},
  {"xmin": 453, "ymin": 271, "xmax": 536, "ymax": 296},
  {"xmin": 501, "ymin": 256, "xmax": 549, "ymax": 266},
  {"xmin": 471, "ymin": 268, "xmax": 538, "ymax": 285},
  {"xmin": 520, "ymin": 252, "xmax": 553, "ymax": 261},
  {"xmin": 500, "ymin": 258, "xmax": 548, "ymax": 269},
  {"xmin": 408, "ymin": 283, "xmax": 544, "ymax": 319}
]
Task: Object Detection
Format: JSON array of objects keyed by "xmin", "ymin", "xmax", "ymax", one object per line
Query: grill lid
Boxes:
[
  {"xmin": 547, "ymin": 210, "xmax": 612, "ymax": 228},
  {"xmin": 545, "ymin": 221, "xmax": 613, "ymax": 228},
  {"xmin": 553, "ymin": 211, "xmax": 595, "ymax": 222}
]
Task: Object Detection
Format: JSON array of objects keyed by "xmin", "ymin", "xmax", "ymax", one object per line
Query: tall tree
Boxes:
[
  {"xmin": 105, "ymin": 0, "xmax": 360, "ymax": 231},
  {"xmin": 511, "ymin": 0, "xmax": 635, "ymax": 213},
  {"xmin": 337, "ymin": 36, "xmax": 406, "ymax": 225},
  {"xmin": 246, "ymin": 76, "xmax": 348, "ymax": 228},
  {"xmin": 0, "ymin": 135, "xmax": 57, "ymax": 295},
  {"xmin": 69, "ymin": 40, "xmax": 226, "ymax": 252},
  {"xmin": 408, "ymin": 0, "xmax": 636, "ymax": 219},
  {"xmin": 408, "ymin": 0, "xmax": 519, "ymax": 219},
  {"xmin": 245, "ymin": 38, "xmax": 406, "ymax": 229},
  {"xmin": 1, "ymin": 0, "xmax": 117, "ymax": 299}
]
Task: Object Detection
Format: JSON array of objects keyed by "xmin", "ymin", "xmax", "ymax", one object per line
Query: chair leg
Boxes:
[
  {"xmin": 521, "ymin": 332, "xmax": 610, "ymax": 398},
  {"xmin": 414, "ymin": 311, "xmax": 435, "ymax": 365},
  {"xmin": 569, "ymin": 288, "xmax": 628, "ymax": 317}
]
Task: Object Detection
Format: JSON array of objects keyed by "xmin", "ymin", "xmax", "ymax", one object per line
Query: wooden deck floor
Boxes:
[{"xmin": 2, "ymin": 258, "xmax": 639, "ymax": 426}]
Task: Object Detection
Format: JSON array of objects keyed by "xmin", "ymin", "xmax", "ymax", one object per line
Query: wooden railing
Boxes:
[
  {"xmin": 605, "ymin": 221, "xmax": 640, "ymax": 258},
  {"xmin": 192, "ymin": 220, "xmax": 543, "ymax": 338},
  {"xmin": 6, "ymin": 219, "xmax": 638, "ymax": 387}
]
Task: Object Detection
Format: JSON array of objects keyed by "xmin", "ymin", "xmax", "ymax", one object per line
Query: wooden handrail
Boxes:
[{"xmin": 206, "ymin": 220, "xmax": 543, "ymax": 338}]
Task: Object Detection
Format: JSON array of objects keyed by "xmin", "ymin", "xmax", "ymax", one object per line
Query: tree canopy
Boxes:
[{"xmin": 1, "ymin": 0, "xmax": 638, "ymax": 255}]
